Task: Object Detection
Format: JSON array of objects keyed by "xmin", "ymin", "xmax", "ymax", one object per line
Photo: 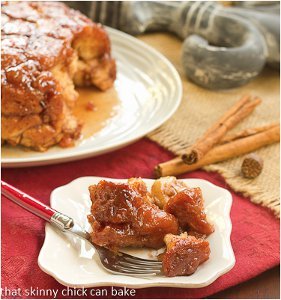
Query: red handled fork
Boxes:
[{"xmin": 1, "ymin": 180, "xmax": 162, "ymax": 276}]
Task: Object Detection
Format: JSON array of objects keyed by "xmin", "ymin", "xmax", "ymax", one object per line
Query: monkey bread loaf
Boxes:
[{"xmin": 1, "ymin": 1, "xmax": 116, "ymax": 151}]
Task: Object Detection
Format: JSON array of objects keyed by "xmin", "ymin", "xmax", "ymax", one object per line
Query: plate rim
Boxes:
[
  {"xmin": 38, "ymin": 176, "xmax": 235, "ymax": 289},
  {"xmin": 2, "ymin": 27, "xmax": 182, "ymax": 167}
]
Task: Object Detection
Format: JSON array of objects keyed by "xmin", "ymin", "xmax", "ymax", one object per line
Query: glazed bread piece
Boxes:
[
  {"xmin": 87, "ymin": 180, "xmax": 179, "ymax": 250},
  {"xmin": 162, "ymin": 233, "xmax": 210, "ymax": 277},
  {"xmin": 164, "ymin": 187, "xmax": 214, "ymax": 235},
  {"xmin": 1, "ymin": 1, "xmax": 116, "ymax": 151},
  {"xmin": 151, "ymin": 177, "xmax": 214, "ymax": 235},
  {"xmin": 151, "ymin": 176, "xmax": 189, "ymax": 208}
]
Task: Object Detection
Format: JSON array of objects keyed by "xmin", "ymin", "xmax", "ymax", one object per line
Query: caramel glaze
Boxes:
[
  {"xmin": 163, "ymin": 233, "xmax": 210, "ymax": 277},
  {"xmin": 74, "ymin": 87, "xmax": 120, "ymax": 139},
  {"xmin": 87, "ymin": 177, "xmax": 214, "ymax": 277},
  {"xmin": 164, "ymin": 188, "xmax": 214, "ymax": 235},
  {"xmin": 88, "ymin": 180, "xmax": 179, "ymax": 250}
]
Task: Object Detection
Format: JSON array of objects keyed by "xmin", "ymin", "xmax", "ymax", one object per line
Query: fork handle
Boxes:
[{"xmin": 1, "ymin": 180, "xmax": 74, "ymax": 230}]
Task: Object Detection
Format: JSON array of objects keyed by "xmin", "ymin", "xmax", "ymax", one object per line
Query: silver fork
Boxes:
[
  {"xmin": 58, "ymin": 215, "xmax": 162, "ymax": 276},
  {"xmin": 1, "ymin": 180, "xmax": 162, "ymax": 277}
]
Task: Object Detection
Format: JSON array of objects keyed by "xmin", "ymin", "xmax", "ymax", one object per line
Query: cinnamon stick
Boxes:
[
  {"xmin": 182, "ymin": 96, "xmax": 262, "ymax": 164},
  {"xmin": 155, "ymin": 124, "xmax": 279, "ymax": 177},
  {"xmin": 220, "ymin": 122, "xmax": 279, "ymax": 144}
]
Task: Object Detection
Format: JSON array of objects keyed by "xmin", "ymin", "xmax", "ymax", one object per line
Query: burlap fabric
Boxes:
[{"xmin": 139, "ymin": 33, "xmax": 280, "ymax": 217}]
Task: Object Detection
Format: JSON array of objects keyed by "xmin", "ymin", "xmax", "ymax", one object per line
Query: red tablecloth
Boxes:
[{"xmin": 2, "ymin": 138, "xmax": 280, "ymax": 299}]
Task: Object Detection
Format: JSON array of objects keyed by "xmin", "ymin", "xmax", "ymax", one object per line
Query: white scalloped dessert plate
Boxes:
[
  {"xmin": 38, "ymin": 177, "xmax": 235, "ymax": 288},
  {"xmin": 2, "ymin": 27, "xmax": 182, "ymax": 168}
]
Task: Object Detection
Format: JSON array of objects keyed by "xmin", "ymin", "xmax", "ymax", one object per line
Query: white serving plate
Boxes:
[
  {"xmin": 2, "ymin": 27, "xmax": 182, "ymax": 168},
  {"xmin": 38, "ymin": 177, "xmax": 235, "ymax": 288}
]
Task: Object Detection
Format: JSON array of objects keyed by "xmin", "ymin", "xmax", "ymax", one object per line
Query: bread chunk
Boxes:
[
  {"xmin": 151, "ymin": 176, "xmax": 189, "ymax": 208},
  {"xmin": 162, "ymin": 233, "xmax": 210, "ymax": 277},
  {"xmin": 88, "ymin": 180, "xmax": 179, "ymax": 250},
  {"xmin": 1, "ymin": 1, "xmax": 116, "ymax": 151},
  {"xmin": 164, "ymin": 187, "xmax": 214, "ymax": 235}
]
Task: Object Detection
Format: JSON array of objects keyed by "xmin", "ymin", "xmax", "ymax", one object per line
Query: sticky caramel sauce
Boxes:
[
  {"xmin": 74, "ymin": 87, "xmax": 120, "ymax": 139},
  {"xmin": 1, "ymin": 87, "xmax": 119, "ymax": 157}
]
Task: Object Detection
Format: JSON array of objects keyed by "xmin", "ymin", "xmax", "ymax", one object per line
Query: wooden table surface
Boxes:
[{"xmin": 210, "ymin": 266, "xmax": 280, "ymax": 299}]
